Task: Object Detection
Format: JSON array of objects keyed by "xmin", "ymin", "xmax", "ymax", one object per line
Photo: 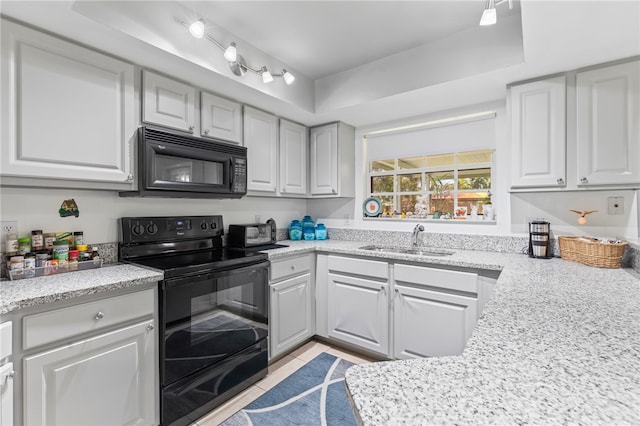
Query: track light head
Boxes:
[
  {"xmin": 224, "ymin": 42, "xmax": 237, "ymax": 62},
  {"xmin": 189, "ymin": 19, "xmax": 206, "ymax": 38},
  {"xmin": 282, "ymin": 69, "xmax": 295, "ymax": 85},
  {"xmin": 261, "ymin": 66, "xmax": 274, "ymax": 83}
]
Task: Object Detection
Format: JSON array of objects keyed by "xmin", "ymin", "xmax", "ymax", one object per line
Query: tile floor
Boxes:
[{"xmin": 193, "ymin": 339, "xmax": 378, "ymax": 426}]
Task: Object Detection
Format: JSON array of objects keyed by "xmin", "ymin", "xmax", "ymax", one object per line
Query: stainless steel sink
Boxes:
[{"xmin": 358, "ymin": 245, "xmax": 454, "ymax": 256}]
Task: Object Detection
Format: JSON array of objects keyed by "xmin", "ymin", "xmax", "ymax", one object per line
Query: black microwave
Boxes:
[{"xmin": 120, "ymin": 127, "xmax": 247, "ymax": 198}]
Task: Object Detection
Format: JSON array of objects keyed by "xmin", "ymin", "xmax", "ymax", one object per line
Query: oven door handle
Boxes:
[{"xmin": 164, "ymin": 260, "xmax": 270, "ymax": 289}]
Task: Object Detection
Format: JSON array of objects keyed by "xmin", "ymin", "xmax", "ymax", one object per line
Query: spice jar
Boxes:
[
  {"xmin": 24, "ymin": 256, "xmax": 36, "ymax": 278},
  {"xmin": 35, "ymin": 252, "xmax": 49, "ymax": 268},
  {"xmin": 68, "ymin": 249, "xmax": 79, "ymax": 271},
  {"xmin": 9, "ymin": 256, "xmax": 24, "ymax": 279},
  {"xmin": 31, "ymin": 230, "xmax": 43, "ymax": 251},
  {"xmin": 17, "ymin": 237, "xmax": 31, "ymax": 255},
  {"xmin": 52, "ymin": 240, "xmax": 69, "ymax": 267},
  {"xmin": 44, "ymin": 233, "xmax": 56, "ymax": 250},
  {"xmin": 73, "ymin": 231, "xmax": 84, "ymax": 248},
  {"xmin": 5, "ymin": 233, "xmax": 18, "ymax": 255}
]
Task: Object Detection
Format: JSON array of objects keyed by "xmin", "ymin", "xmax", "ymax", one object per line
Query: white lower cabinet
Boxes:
[
  {"xmin": 0, "ymin": 321, "xmax": 13, "ymax": 426},
  {"xmin": 24, "ymin": 320, "xmax": 155, "ymax": 426},
  {"xmin": 20, "ymin": 288, "xmax": 157, "ymax": 426},
  {"xmin": 269, "ymin": 254, "xmax": 315, "ymax": 360},
  {"xmin": 322, "ymin": 255, "xmax": 480, "ymax": 359},
  {"xmin": 326, "ymin": 256, "xmax": 389, "ymax": 356},
  {"xmin": 393, "ymin": 264, "xmax": 478, "ymax": 359}
]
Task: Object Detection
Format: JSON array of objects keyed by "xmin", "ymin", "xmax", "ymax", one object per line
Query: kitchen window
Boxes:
[{"xmin": 365, "ymin": 112, "xmax": 496, "ymax": 220}]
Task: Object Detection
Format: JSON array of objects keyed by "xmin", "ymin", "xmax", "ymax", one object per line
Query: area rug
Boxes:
[{"xmin": 221, "ymin": 352, "xmax": 357, "ymax": 425}]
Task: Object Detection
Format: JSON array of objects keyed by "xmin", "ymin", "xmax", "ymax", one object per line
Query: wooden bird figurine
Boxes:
[{"xmin": 570, "ymin": 209, "xmax": 597, "ymax": 225}]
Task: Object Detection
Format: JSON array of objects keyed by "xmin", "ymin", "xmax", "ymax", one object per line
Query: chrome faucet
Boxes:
[{"xmin": 412, "ymin": 224, "xmax": 424, "ymax": 247}]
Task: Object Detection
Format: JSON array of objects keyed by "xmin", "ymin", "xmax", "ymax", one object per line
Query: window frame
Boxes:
[{"xmin": 368, "ymin": 149, "xmax": 495, "ymax": 220}]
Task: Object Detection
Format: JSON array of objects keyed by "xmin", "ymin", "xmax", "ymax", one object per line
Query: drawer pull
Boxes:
[
  {"xmin": 95, "ymin": 312, "xmax": 104, "ymax": 320},
  {"xmin": 146, "ymin": 323, "xmax": 154, "ymax": 331},
  {"xmin": 290, "ymin": 266, "xmax": 295, "ymax": 270}
]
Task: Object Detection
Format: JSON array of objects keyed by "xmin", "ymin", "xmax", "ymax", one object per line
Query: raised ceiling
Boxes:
[
  {"xmin": 0, "ymin": 1, "xmax": 638, "ymax": 128},
  {"xmin": 179, "ymin": 0, "xmax": 522, "ymax": 79}
]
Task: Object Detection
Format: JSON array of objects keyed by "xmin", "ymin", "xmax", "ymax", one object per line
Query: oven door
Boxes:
[{"xmin": 161, "ymin": 260, "xmax": 269, "ymax": 387}]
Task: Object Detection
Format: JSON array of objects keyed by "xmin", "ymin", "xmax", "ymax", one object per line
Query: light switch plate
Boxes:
[{"xmin": 608, "ymin": 197, "xmax": 624, "ymax": 215}]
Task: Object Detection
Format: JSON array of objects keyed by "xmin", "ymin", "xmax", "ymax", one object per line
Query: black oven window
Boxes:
[{"xmin": 155, "ymin": 154, "xmax": 224, "ymax": 184}]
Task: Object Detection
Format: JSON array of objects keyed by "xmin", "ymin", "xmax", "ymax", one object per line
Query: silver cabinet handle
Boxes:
[
  {"xmin": 146, "ymin": 323, "xmax": 154, "ymax": 331},
  {"xmin": 556, "ymin": 178, "xmax": 564, "ymax": 185},
  {"xmin": 282, "ymin": 187, "xmax": 287, "ymax": 193},
  {"xmin": 188, "ymin": 125, "xmax": 195, "ymax": 132},
  {"xmin": 580, "ymin": 177, "xmax": 589, "ymax": 184},
  {"xmin": 395, "ymin": 288, "xmax": 399, "ymax": 293},
  {"xmin": 95, "ymin": 312, "xmax": 104, "ymax": 320},
  {"xmin": 127, "ymin": 174, "xmax": 134, "ymax": 181},
  {"xmin": 203, "ymin": 129, "xmax": 210, "ymax": 135},
  {"xmin": 380, "ymin": 286, "xmax": 385, "ymax": 293},
  {"xmin": 332, "ymin": 189, "xmax": 337, "ymax": 194},
  {"xmin": 290, "ymin": 265, "xmax": 295, "ymax": 270}
]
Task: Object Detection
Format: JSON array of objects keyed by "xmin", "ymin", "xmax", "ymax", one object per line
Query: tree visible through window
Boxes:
[{"xmin": 368, "ymin": 149, "xmax": 494, "ymax": 219}]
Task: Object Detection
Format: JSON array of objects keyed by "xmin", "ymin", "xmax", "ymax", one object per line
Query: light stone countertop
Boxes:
[
  {"xmin": 266, "ymin": 240, "xmax": 640, "ymax": 425},
  {"xmin": 0, "ymin": 263, "xmax": 163, "ymax": 315}
]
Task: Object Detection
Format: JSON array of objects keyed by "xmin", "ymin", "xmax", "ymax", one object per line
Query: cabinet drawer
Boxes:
[
  {"xmin": 328, "ymin": 255, "xmax": 388, "ymax": 280},
  {"xmin": 0, "ymin": 322, "xmax": 11, "ymax": 359},
  {"xmin": 23, "ymin": 289, "xmax": 154, "ymax": 350},
  {"xmin": 394, "ymin": 264, "xmax": 478, "ymax": 294},
  {"xmin": 270, "ymin": 254, "xmax": 312, "ymax": 282}
]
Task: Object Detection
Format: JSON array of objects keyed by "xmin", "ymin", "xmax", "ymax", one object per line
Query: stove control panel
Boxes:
[{"xmin": 120, "ymin": 216, "xmax": 223, "ymax": 244}]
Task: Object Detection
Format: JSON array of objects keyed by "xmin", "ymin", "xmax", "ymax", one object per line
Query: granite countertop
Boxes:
[
  {"xmin": 0, "ymin": 263, "xmax": 163, "ymax": 315},
  {"xmin": 266, "ymin": 240, "xmax": 640, "ymax": 425}
]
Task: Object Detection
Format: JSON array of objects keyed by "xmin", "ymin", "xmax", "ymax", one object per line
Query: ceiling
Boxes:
[
  {"xmin": 0, "ymin": 1, "xmax": 638, "ymax": 128},
  {"xmin": 180, "ymin": 0, "xmax": 522, "ymax": 80}
]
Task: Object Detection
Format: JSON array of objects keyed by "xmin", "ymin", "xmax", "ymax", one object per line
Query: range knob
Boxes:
[
  {"xmin": 132, "ymin": 223, "xmax": 144, "ymax": 236},
  {"xmin": 210, "ymin": 222, "xmax": 217, "ymax": 229},
  {"xmin": 200, "ymin": 222, "xmax": 208, "ymax": 231},
  {"xmin": 146, "ymin": 223, "xmax": 158, "ymax": 235}
]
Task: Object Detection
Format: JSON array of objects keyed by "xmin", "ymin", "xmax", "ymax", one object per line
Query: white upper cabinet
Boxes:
[
  {"xmin": 309, "ymin": 122, "xmax": 355, "ymax": 197},
  {"xmin": 142, "ymin": 70, "xmax": 196, "ymax": 133},
  {"xmin": 576, "ymin": 60, "xmax": 640, "ymax": 187},
  {"xmin": 510, "ymin": 76, "xmax": 567, "ymax": 188},
  {"xmin": 279, "ymin": 119, "xmax": 308, "ymax": 196},
  {"xmin": 0, "ymin": 19, "xmax": 135, "ymax": 189},
  {"xmin": 244, "ymin": 106, "xmax": 279, "ymax": 193},
  {"xmin": 200, "ymin": 92, "xmax": 243, "ymax": 144}
]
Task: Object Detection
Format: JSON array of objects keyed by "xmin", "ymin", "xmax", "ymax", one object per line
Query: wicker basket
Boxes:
[{"xmin": 558, "ymin": 236, "xmax": 627, "ymax": 268}]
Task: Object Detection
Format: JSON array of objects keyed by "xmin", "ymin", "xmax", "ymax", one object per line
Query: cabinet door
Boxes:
[
  {"xmin": 0, "ymin": 363, "xmax": 13, "ymax": 426},
  {"xmin": 576, "ymin": 61, "xmax": 640, "ymax": 186},
  {"xmin": 24, "ymin": 320, "xmax": 156, "ymax": 426},
  {"xmin": 270, "ymin": 274, "xmax": 314, "ymax": 359},
  {"xmin": 327, "ymin": 273, "xmax": 388, "ymax": 355},
  {"xmin": 310, "ymin": 123, "xmax": 339, "ymax": 195},
  {"xmin": 279, "ymin": 119, "xmax": 308, "ymax": 195},
  {"xmin": 393, "ymin": 284, "xmax": 477, "ymax": 359},
  {"xmin": 201, "ymin": 92, "xmax": 243, "ymax": 144},
  {"xmin": 510, "ymin": 76, "xmax": 567, "ymax": 188},
  {"xmin": 244, "ymin": 106, "xmax": 278, "ymax": 193},
  {"xmin": 1, "ymin": 20, "xmax": 135, "ymax": 186},
  {"xmin": 143, "ymin": 70, "xmax": 196, "ymax": 133}
]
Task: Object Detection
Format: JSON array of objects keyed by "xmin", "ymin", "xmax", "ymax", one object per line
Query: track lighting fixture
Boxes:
[
  {"xmin": 182, "ymin": 19, "xmax": 295, "ymax": 85},
  {"xmin": 479, "ymin": 0, "xmax": 513, "ymax": 26}
]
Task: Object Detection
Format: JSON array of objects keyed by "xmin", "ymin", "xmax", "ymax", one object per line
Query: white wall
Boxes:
[{"xmin": 0, "ymin": 187, "xmax": 307, "ymax": 244}]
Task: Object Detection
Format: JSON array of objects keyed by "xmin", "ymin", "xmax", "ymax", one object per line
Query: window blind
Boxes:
[{"xmin": 365, "ymin": 114, "xmax": 496, "ymax": 162}]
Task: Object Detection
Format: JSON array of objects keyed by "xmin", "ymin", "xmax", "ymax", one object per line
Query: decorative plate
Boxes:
[{"xmin": 363, "ymin": 197, "xmax": 382, "ymax": 217}]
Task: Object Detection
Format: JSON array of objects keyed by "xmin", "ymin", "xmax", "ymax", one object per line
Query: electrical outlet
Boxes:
[
  {"xmin": 1, "ymin": 221, "xmax": 18, "ymax": 242},
  {"xmin": 254, "ymin": 215, "xmax": 261, "ymax": 224},
  {"xmin": 608, "ymin": 197, "xmax": 624, "ymax": 215}
]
